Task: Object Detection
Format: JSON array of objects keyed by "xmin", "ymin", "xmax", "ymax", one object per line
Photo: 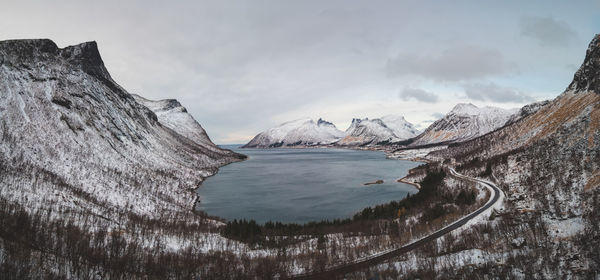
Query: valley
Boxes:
[{"xmin": 0, "ymin": 28, "xmax": 598, "ymax": 280}]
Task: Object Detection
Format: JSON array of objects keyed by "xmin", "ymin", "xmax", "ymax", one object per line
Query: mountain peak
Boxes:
[
  {"xmin": 452, "ymin": 103, "xmax": 477, "ymax": 109},
  {"xmin": 243, "ymin": 117, "xmax": 344, "ymax": 148},
  {"xmin": 450, "ymin": 103, "xmax": 479, "ymax": 115},
  {"xmin": 567, "ymin": 34, "xmax": 600, "ymax": 94},
  {"xmin": 412, "ymin": 103, "xmax": 516, "ymax": 146},
  {"xmin": 0, "ymin": 39, "xmax": 109, "ymax": 80},
  {"xmin": 317, "ymin": 118, "xmax": 335, "ymax": 127},
  {"xmin": 60, "ymin": 41, "xmax": 107, "ymax": 78},
  {"xmin": 0, "ymin": 38, "xmax": 59, "ymax": 55}
]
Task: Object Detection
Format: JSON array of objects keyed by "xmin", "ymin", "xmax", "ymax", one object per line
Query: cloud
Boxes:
[
  {"xmin": 2, "ymin": 1, "xmax": 595, "ymax": 143},
  {"xmin": 431, "ymin": 112, "xmax": 445, "ymax": 119},
  {"xmin": 565, "ymin": 63, "xmax": 579, "ymax": 71},
  {"xmin": 399, "ymin": 88, "xmax": 439, "ymax": 103},
  {"xmin": 386, "ymin": 46, "xmax": 512, "ymax": 81},
  {"xmin": 519, "ymin": 16, "xmax": 577, "ymax": 47},
  {"xmin": 463, "ymin": 83, "xmax": 534, "ymax": 103}
]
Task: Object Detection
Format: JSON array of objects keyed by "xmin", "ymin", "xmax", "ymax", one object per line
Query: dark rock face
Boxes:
[
  {"xmin": 317, "ymin": 118, "xmax": 333, "ymax": 126},
  {"xmin": 51, "ymin": 96, "xmax": 73, "ymax": 109},
  {"xmin": 161, "ymin": 99, "xmax": 185, "ymax": 111},
  {"xmin": 0, "ymin": 39, "xmax": 121, "ymax": 94},
  {"xmin": 0, "ymin": 39, "xmax": 106, "ymax": 77},
  {"xmin": 504, "ymin": 100, "xmax": 551, "ymax": 126},
  {"xmin": 61, "ymin": 41, "xmax": 109, "ymax": 80},
  {"xmin": 351, "ymin": 118, "xmax": 363, "ymax": 125},
  {"xmin": 0, "ymin": 39, "xmax": 59, "ymax": 64},
  {"xmin": 568, "ymin": 34, "xmax": 600, "ymax": 93}
]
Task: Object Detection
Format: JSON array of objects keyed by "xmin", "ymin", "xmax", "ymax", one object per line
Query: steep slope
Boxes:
[
  {"xmin": 380, "ymin": 115, "xmax": 421, "ymax": 139},
  {"xmin": 242, "ymin": 118, "xmax": 344, "ymax": 148},
  {"xmin": 416, "ymin": 34, "xmax": 600, "ymax": 277},
  {"xmin": 503, "ymin": 99, "xmax": 550, "ymax": 126},
  {"xmin": 131, "ymin": 94, "xmax": 225, "ymax": 153},
  {"xmin": 337, "ymin": 118, "xmax": 394, "ymax": 146},
  {"xmin": 0, "ymin": 39, "xmax": 244, "ymax": 221},
  {"xmin": 410, "ymin": 103, "xmax": 517, "ymax": 146},
  {"xmin": 336, "ymin": 115, "xmax": 419, "ymax": 147}
]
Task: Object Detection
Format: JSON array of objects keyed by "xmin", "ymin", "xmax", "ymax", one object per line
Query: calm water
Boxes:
[{"xmin": 196, "ymin": 145, "xmax": 421, "ymax": 224}]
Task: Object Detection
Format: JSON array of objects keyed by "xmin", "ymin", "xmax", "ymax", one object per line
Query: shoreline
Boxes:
[
  {"xmin": 397, "ymin": 176, "xmax": 421, "ymax": 190},
  {"xmin": 190, "ymin": 153, "xmax": 248, "ymax": 218},
  {"xmin": 200, "ymin": 144, "xmax": 428, "ymax": 224}
]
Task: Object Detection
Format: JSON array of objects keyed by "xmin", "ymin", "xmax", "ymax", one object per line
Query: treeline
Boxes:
[{"xmin": 222, "ymin": 167, "xmax": 484, "ymax": 247}]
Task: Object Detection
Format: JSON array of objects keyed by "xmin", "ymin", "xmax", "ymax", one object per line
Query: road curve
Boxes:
[{"xmin": 288, "ymin": 168, "xmax": 502, "ymax": 280}]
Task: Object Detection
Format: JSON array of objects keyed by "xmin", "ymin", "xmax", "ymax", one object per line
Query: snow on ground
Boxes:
[
  {"xmin": 411, "ymin": 103, "xmax": 518, "ymax": 146},
  {"xmin": 337, "ymin": 118, "xmax": 401, "ymax": 146},
  {"xmin": 243, "ymin": 118, "xmax": 345, "ymax": 147},
  {"xmin": 380, "ymin": 115, "xmax": 421, "ymax": 139},
  {"xmin": 388, "ymin": 146, "xmax": 447, "ymax": 160},
  {"xmin": 449, "ymin": 169, "xmax": 506, "ymax": 232},
  {"xmin": 545, "ymin": 217, "xmax": 585, "ymax": 239}
]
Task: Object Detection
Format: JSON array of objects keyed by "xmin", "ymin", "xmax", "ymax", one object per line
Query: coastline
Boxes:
[
  {"xmin": 397, "ymin": 177, "xmax": 421, "ymax": 190},
  {"xmin": 190, "ymin": 152, "xmax": 248, "ymax": 216},
  {"xmin": 198, "ymin": 145, "xmax": 423, "ymax": 223}
]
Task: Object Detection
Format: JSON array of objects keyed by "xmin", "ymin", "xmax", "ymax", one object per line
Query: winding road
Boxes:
[{"xmin": 288, "ymin": 168, "xmax": 502, "ymax": 279}]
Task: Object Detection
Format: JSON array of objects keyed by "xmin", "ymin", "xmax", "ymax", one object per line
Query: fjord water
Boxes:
[{"xmin": 196, "ymin": 146, "xmax": 421, "ymax": 224}]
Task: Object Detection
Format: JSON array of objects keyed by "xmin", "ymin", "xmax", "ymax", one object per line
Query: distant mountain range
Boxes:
[
  {"xmin": 243, "ymin": 104, "xmax": 517, "ymax": 148},
  {"xmin": 2, "ymin": 33, "xmax": 599, "ymax": 278},
  {"xmin": 243, "ymin": 114, "xmax": 421, "ymax": 148}
]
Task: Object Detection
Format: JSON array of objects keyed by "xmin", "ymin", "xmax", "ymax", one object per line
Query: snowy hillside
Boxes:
[
  {"xmin": 244, "ymin": 115, "xmax": 419, "ymax": 148},
  {"xmin": 0, "ymin": 39, "xmax": 245, "ymax": 221},
  {"xmin": 403, "ymin": 34, "xmax": 600, "ymax": 278},
  {"xmin": 410, "ymin": 103, "xmax": 517, "ymax": 146},
  {"xmin": 242, "ymin": 118, "xmax": 345, "ymax": 148},
  {"xmin": 131, "ymin": 94, "xmax": 226, "ymax": 153},
  {"xmin": 336, "ymin": 115, "xmax": 419, "ymax": 146},
  {"xmin": 380, "ymin": 115, "xmax": 421, "ymax": 139}
]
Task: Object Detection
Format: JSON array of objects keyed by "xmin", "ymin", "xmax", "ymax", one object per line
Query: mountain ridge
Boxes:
[
  {"xmin": 409, "ymin": 103, "xmax": 518, "ymax": 146},
  {"xmin": 243, "ymin": 115, "xmax": 420, "ymax": 148},
  {"xmin": 242, "ymin": 117, "xmax": 345, "ymax": 148},
  {"xmin": 0, "ymin": 38, "xmax": 244, "ymax": 221}
]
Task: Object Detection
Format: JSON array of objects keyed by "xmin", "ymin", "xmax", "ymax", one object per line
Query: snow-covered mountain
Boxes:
[
  {"xmin": 410, "ymin": 103, "xmax": 517, "ymax": 146},
  {"xmin": 131, "ymin": 94, "xmax": 225, "ymax": 153},
  {"xmin": 416, "ymin": 34, "xmax": 600, "ymax": 277},
  {"xmin": 380, "ymin": 115, "xmax": 421, "ymax": 139},
  {"xmin": 336, "ymin": 115, "xmax": 419, "ymax": 146},
  {"xmin": 0, "ymin": 39, "xmax": 244, "ymax": 221},
  {"xmin": 242, "ymin": 118, "xmax": 345, "ymax": 148},
  {"xmin": 244, "ymin": 115, "xmax": 419, "ymax": 148}
]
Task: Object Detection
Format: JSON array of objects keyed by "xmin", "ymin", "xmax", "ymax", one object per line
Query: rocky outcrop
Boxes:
[
  {"xmin": 567, "ymin": 34, "xmax": 600, "ymax": 93},
  {"xmin": 504, "ymin": 100, "xmax": 551, "ymax": 126}
]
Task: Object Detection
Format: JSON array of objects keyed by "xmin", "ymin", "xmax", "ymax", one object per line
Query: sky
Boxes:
[{"xmin": 1, "ymin": 1, "xmax": 599, "ymax": 144}]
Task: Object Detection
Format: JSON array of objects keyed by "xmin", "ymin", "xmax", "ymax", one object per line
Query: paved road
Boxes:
[{"xmin": 288, "ymin": 168, "xmax": 501, "ymax": 280}]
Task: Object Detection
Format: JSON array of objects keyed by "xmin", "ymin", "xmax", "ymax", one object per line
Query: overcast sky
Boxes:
[{"xmin": 2, "ymin": 1, "xmax": 599, "ymax": 143}]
